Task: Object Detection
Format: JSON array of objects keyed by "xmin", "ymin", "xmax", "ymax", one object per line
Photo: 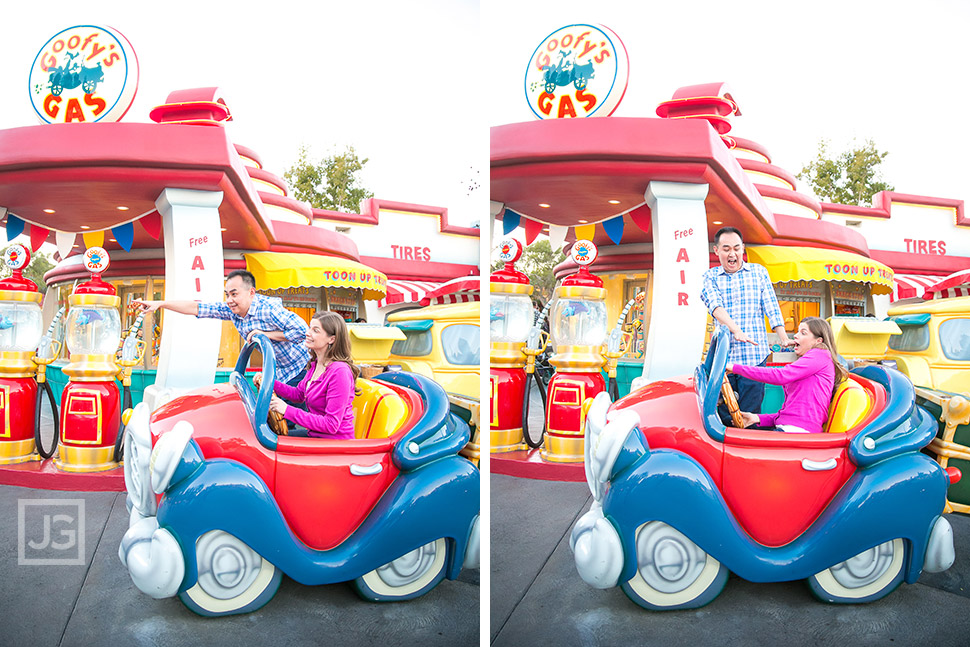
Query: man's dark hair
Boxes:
[
  {"xmin": 227, "ymin": 269, "xmax": 257, "ymax": 290},
  {"xmin": 713, "ymin": 226, "xmax": 744, "ymax": 246}
]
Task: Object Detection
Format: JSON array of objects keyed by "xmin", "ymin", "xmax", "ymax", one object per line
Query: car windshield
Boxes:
[
  {"xmin": 441, "ymin": 324, "xmax": 480, "ymax": 365},
  {"xmin": 940, "ymin": 318, "xmax": 970, "ymax": 361},
  {"xmin": 888, "ymin": 323, "xmax": 929, "ymax": 352},
  {"xmin": 391, "ymin": 329, "xmax": 433, "ymax": 356}
]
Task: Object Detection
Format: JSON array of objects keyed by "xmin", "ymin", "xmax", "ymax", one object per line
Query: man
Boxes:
[
  {"xmin": 134, "ymin": 270, "xmax": 310, "ymax": 391},
  {"xmin": 700, "ymin": 227, "xmax": 791, "ymax": 424}
]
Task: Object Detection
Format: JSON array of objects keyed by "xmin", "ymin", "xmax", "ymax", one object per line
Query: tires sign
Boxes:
[
  {"xmin": 524, "ymin": 24, "xmax": 629, "ymax": 120},
  {"xmin": 28, "ymin": 25, "xmax": 139, "ymax": 124}
]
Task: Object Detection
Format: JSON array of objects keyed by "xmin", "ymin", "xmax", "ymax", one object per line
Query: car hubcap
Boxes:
[
  {"xmin": 375, "ymin": 540, "xmax": 438, "ymax": 588},
  {"xmin": 196, "ymin": 531, "xmax": 262, "ymax": 600},
  {"xmin": 636, "ymin": 522, "xmax": 707, "ymax": 594},
  {"xmin": 830, "ymin": 540, "xmax": 896, "ymax": 589}
]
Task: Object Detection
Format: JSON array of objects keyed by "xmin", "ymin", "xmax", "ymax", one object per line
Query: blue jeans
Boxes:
[{"xmin": 718, "ymin": 356, "xmax": 768, "ymax": 426}]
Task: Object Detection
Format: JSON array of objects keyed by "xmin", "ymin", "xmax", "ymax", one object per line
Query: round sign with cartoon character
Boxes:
[
  {"xmin": 499, "ymin": 238, "xmax": 524, "ymax": 264},
  {"xmin": 571, "ymin": 239, "xmax": 598, "ymax": 266},
  {"xmin": 28, "ymin": 25, "xmax": 139, "ymax": 124},
  {"xmin": 4, "ymin": 244, "xmax": 31, "ymax": 272},
  {"xmin": 524, "ymin": 24, "xmax": 629, "ymax": 120},
  {"xmin": 83, "ymin": 246, "xmax": 110, "ymax": 274}
]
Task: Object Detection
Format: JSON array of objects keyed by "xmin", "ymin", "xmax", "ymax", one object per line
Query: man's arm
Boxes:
[
  {"xmin": 701, "ymin": 270, "xmax": 757, "ymax": 346},
  {"xmin": 710, "ymin": 306, "xmax": 757, "ymax": 346},
  {"xmin": 133, "ymin": 300, "xmax": 199, "ymax": 316},
  {"xmin": 247, "ymin": 300, "xmax": 309, "ymax": 344}
]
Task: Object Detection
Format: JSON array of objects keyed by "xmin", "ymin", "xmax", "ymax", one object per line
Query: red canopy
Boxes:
[
  {"xmin": 420, "ymin": 276, "xmax": 481, "ymax": 306},
  {"xmin": 923, "ymin": 268, "xmax": 970, "ymax": 299}
]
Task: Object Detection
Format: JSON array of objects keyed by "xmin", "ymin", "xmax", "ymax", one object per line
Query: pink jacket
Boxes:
[
  {"xmin": 732, "ymin": 348, "xmax": 835, "ymax": 433},
  {"xmin": 274, "ymin": 361, "xmax": 356, "ymax": 439}
]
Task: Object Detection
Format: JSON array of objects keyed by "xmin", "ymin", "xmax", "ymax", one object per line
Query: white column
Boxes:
[
  {"xmin": 639, "ymin": 181, "xmax": 710, "ymax": 382},
  {"xmin": 144, "ymin": 189, "xmax": 225, "ymax": 409}
]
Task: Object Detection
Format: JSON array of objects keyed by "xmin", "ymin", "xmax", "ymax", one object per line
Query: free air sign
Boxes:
[
  {"xmin": 524, "ymin": 24, "xmax": 629, "ymax": 119},
  {"xmin": 28, "ymin": 25, "xmax": 139, "ymax": 124}
]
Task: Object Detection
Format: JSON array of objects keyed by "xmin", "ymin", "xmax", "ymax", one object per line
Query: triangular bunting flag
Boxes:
[
  {"xmin": 139, "ymin": 211, "xmax": 162, "ymax": 239},
  {"xmin": 629, "ymin": 204, "xmax": 652, "ymax": 233},
  {"xmin": 524, "ymin": 218, "xmax": 543, "ymax": 245},
  {"xmin": 55, "ymin": 231, "xmax": 76, "ymax": 259},
  {"xmin": 502, "ymin": 209, "xmax": 521, "ymax": 235},
  {"xmin": 602, "ymin": 216, "xmax": 624, "ymax": 245},
  {"xmin": 112, "ymin": 222, "xmax": 134, "ymax": 251},
  {"xmin": 29, "ymin": 225, "xmax": 49, "ymax": 251},
  {"xmin": 574, "ymin": 223, "xmax": 595, "ymax": 241},
  {"xmin": 548, "ymin": 225, "xmax": 568, "ymax": 252},
  {"xmin": 5, "ymin": 214, "xmax": 24, "ymax": 242},
  {"xmin": 82, "ymin": 230, "xmax": 105, "ymax": 249}
]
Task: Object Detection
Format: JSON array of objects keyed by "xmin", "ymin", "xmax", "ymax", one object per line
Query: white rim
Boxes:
[
  {"xmin": 812, "ymin": 539, "xmax": 904, "ymax": 599},
  {"xmin": 183, "ymin": 530, "xmax": 276, "ymax": 613},
  {"xmin": 360, "ymin": 538, "xmax": 447, "ymax": 597},
  {"xmin": 626, "ymin": 521, "xmax": 722, "ymax": 607}
]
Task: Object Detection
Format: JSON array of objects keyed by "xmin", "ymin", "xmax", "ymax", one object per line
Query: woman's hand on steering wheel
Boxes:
[
  {"xmin": 740, "ymin": 411, "xmax": 759, "ymax": 428},
  {"xmin": 253, "ymin": 372, "xmax": 263, "ymax": 389},
  {"xmin": 269, "ymin": 395, "xmax": 287, "ymax": 417},
  {"xmin": 720, "ymin": 373, "xmax": 745, "ymax": 429}
]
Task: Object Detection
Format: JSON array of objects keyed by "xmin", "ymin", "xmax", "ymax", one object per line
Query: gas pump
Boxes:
[
  {"xmin": 543, "ymin": 240, "xmax": 608, "ymax": 463},
  {"xmin": 55, "ymin": 247, "xmax": 123, "ymax": 472},
  {"xmin": 0, "ymin": 244, "xmax": 44, "ymax": 464},
  {"xmin": 33, "ymin": 306, "xmax": 65, "ymax": 459},
  {"xmin": 489, "ymin": 239, "xmax": 534, "ymax": 453}
]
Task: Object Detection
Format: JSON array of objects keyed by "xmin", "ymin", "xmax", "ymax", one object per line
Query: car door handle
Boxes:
[
  {"xmin": 350, "ymin": 463, "xmax": 383, "ymax": 476},
  {"xmin": 801, "ymin": 458, "xmax": 837, "ymax": 471}
]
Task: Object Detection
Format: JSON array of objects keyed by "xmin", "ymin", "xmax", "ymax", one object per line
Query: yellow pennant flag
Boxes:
[
  {"xmin": 82, "ymin": 230, "xmax": 105, "ymax": 249},
  {"xmin": 574, "ymin": 224, "xmax": 595, "ymax": 241}
]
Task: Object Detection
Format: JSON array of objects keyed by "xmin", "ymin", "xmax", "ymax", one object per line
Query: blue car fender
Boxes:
[
  {"xmin": 157, "ymin": 454, "xmax": 480, "ymax": 591},
  {"xmin": 603, "ymin": 447, "xmax": 948, "ymax": 585}
]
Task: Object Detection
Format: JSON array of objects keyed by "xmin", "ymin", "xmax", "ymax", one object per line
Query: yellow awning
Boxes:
[
  {"xmin": 244, "ymin": 252, "xmax": 387, "ymax": 300},
  {"xmin": 745, "ymin": 246, "xmax": 895, "ymax": 296}
]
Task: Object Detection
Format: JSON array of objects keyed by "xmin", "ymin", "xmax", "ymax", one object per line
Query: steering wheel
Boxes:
[
  {"xmin": 253, "ymin": 368, "xmax": 288, "ymax": 436},
  {"xmin": 234, "ymin": 333, "xmax": 282, "ymax": 447},
  {"xmin": 721, "ymin": 374, "xmax": 745, "ymax": 428}
]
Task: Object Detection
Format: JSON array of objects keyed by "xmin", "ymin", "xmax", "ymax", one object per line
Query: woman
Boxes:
[
  {"xmin": 264, "ymin": 311, "xmax": 359, "ymax": 439},
  {"xmin": 727, "ymin": 317, "xmax": 848, "ymax": 433}
]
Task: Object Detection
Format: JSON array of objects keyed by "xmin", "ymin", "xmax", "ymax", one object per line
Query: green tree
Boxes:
[
  {"xmin": 491, "ymin": 239, "xmax": 564, "ymax": 305},
  {"xmin": 797, "ymin": 139, "xmax": 894, "ymax": 206},
  {"xmin": 0, "ymin": 249, "xmax": 54, "ymax": 292},
  {"xmin": 283, "ymin": 145, "xmax": 375, "ymax": 212}
]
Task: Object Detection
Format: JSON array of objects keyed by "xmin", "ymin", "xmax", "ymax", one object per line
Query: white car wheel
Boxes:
[
  {"xmin": 179, "ymin": 530, "xmax": 281, "ymax": 617},
  {"xmin": 353, "ymin": 538, "xmax": 449, "ymax": 601},
  {"xmin": 621, "ymin": 521, "xmax": 728, "ymax": 610},
  {"xmin": 808, "ymin": 538, "xmax": 906, "ymax": 604}
]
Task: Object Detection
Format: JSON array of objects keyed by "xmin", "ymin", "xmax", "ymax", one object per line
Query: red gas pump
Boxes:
[
  {"xmin": 55, "ymin": 247, "xmax": 123, "ymax": 472},
  {"xmin": 489, "ymin": 239, "xmax": 534, "ymax": 453},
  {"xmin": 0, "ymin": 244, "xmax": 44, "ymax": 464},
  {"xmin": 543, "ymin": 240, "xmax": 608, "ymax": 462}
]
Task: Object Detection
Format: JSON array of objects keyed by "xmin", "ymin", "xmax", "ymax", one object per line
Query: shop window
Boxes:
[
  {"xmin": 621, "ymin": 278, "xmax": 648, "ymax": 359},
  {"xmin": 776, "ymin": 300, "xmax": 820, "ymax": 333},
  {"xmin": 441, "ymin": 324, "xmax": 480, "ymax": 365},
  {"xmin": 939, "ymin": 319, "xmax": 970, "ymax": 361},
  {"xmin": 888, "ymin": 325, "xmax": 930, "ymax": 352},
  {"xmin": 391, "ymin": 329, "xmax": 433, "ymax": 357}
]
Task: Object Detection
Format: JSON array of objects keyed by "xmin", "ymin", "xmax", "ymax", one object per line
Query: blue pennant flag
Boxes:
[
  {"xmin": 602, "ymin": 215, "xmax": 624, "ymax": 245},
  {"xmin": 5, "ymin": 213, "xmax": 24, "ymax": 242},
  {"xmin": 502, "ymin": 208, "xmax": 521, "ymax": 235},
  {"xmin": 112, "ymin": 222, "xmax": 134, "ymax": 251}
]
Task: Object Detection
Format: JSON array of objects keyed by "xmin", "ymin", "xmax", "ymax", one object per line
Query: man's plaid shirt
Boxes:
[
  {"xmin": 197, "ymin": 294, "xmax": 310, "ymax": 382},
  {"xmin": 700, "ymin": 262, "xmax": 784, "ymax": 367}
]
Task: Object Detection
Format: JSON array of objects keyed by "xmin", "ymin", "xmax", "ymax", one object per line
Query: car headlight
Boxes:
[
  {"xmin": 150, "ymin": 421, "xmax": 202, "ymax": 494},
  {"xmin": 124, "ymin": 403, "xmax": 156, "ymax": 520}
]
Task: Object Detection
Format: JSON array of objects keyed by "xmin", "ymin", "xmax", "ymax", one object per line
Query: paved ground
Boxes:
[
  {"xmin": 490, "ymin": 474, "xmax": 970, "ymax": 647},
  {"xmin": 0, "ymin": 411, "xmax": 479, "ymax": 647}
]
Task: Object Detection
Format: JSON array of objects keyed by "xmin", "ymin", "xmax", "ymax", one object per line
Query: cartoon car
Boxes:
[
  {"xmin": 118, "ymin": 334, "xmax": 480, "ymax": 617},
  {"xmin": 883, "ymin": 296, "xmax": 970, "ymax": 394},
  {"xmin": 569, "ymin": 328, "xmax": 958, "ymax": 610}
]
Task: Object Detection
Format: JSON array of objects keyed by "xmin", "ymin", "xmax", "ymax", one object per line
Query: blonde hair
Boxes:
[
  {"xmin": 308, "ymin": 311, "xmax": 361, "ymax": 381},
  {"xmin": 801, "ymin": 317, "xmax": 848, "ymax": 392}
]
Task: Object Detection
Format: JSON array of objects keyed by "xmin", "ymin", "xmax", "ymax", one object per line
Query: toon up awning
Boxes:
[
  {"xmin": 745, "ymin": 246, "xmax": 895, "ymax": 296},
  {"xmin": 244, "ymin": 252, "xmax": 387, "ymax": 300}
]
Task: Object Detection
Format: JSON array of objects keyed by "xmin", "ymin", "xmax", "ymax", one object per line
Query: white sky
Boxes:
[
  {"xmin": 485, "ymin": 0, "xmax": 970, "ymax": 206},
  {"xmin": 0, "ymin": 1, "xmax": 484, "ymax": 227}
]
